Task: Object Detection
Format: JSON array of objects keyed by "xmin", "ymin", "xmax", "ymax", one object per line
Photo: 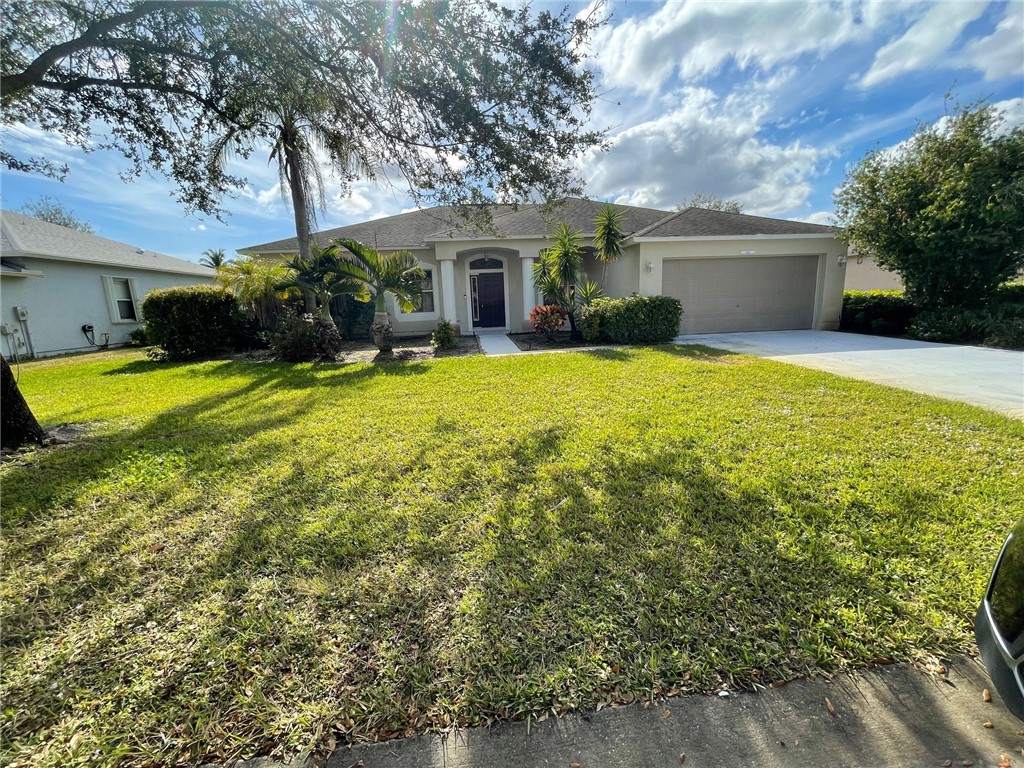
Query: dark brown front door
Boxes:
[{"xmin": 471, "ymin": 272, "xmax": 505, "ymax": 328}]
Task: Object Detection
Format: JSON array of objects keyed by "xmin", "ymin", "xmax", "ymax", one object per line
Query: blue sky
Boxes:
[{"xmin": 1, "ymin": 0, "xmax": 1022, "ymax": 264}]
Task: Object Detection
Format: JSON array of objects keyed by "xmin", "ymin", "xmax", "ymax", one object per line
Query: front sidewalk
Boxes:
[{"xmin": 326, "ymin": 657, "xmax": 1017, "ymax": 768}]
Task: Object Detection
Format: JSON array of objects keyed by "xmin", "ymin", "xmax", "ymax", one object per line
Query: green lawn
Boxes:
[{"xmin": 2, "ymin": 347, "xmax": 1021, "ymax": 767}]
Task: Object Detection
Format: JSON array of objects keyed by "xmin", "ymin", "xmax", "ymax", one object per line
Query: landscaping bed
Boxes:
[
  {"xmin": 506, "ymin": 331, "xmax": 613, "ymax": 351},
  {"xmin": 2, "ymin": 347, "xmax": 1021, "ymax": 767}
]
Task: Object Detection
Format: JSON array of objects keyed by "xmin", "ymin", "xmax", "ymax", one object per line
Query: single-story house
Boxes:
[
  {"xmin": 0, "ymin": 210, "xmax": 215, "ymax": 358},
  {"xmin": 239, "ymin": 198, "xmax": 849, "ymax": 336}
]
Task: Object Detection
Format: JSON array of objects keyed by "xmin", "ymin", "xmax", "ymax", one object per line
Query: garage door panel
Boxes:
[{"xmin": 663, "ymin": 255, "xmax": 818, "ymax": 334}]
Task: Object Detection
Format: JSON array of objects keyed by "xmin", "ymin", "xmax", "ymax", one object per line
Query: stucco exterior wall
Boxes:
[
  {"xmin": 0, "ymin": 257, "xmax": 214, "ymax": 357},
  {"xmin": 844, "ymin": 255, "xmax": 903, "ymax": 291},
  {"xmin": 636, "ymin": 236, "xmax": 848, "ymax": 331}
]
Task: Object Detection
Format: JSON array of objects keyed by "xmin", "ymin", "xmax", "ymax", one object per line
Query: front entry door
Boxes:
[{"xmin": 471, "ymin": 272, "xmax": 506, "ymax": 328}]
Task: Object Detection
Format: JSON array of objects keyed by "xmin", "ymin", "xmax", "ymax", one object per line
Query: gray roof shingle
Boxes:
[
  {"xmin": 0, "ymin": 210, "xmax": 215, "ymax": 277},
  {"xmin": 427, "ymin": 198, "xmax": 674, "ymax": 240},
  {"xmin": 633, "ymin": 207, "xmax": 838, "ymax": 238},
  {"xmin": 239, "ymin": 205, "xmax": 518, "ymax": 254},
  {"xmin": 240, "ymin": 201, "xmax": 839, "ymax": 254}
]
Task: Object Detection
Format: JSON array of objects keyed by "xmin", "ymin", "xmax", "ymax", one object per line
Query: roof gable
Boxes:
[{"xmin": 0, "ymin": 210, "xmax": 214, "ymax": 276}]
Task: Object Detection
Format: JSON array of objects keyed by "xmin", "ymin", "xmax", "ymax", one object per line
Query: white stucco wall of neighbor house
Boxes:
[
  {"xmin": 0, "ymin": 258, "xmax": 214, "ymax": 358},
  {"xmin": 843, "ymin": 254, "xmax": 904, "ymax": 291}
]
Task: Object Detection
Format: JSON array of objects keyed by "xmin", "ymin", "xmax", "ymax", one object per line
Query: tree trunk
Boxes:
[
  {"xmin": 371, "ymin": 295, "xmax": 392, "ymax": 352},
  {"xmin": 283, "ymin": 123, "xmax": 317, "ymax": 314},
  {"xmin": 1, "ymin": 354, "xmax": 46, "ymax": 450}
]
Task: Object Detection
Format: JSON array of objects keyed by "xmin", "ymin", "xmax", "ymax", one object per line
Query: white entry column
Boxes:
[
  {"xmin": 439, "ymin": 257, "xmax": 457, "ymax": 324},
  {"xmin": 521, "ymin": 255, "xmax": 536, "ymax": 323}
]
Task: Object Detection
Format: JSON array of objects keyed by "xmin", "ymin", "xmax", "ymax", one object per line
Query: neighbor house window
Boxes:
[
  {"xmin": 103, "ymin": 276, "xmax": 139, "ymax": 322},
  {"xmin": 413, "ymin": 269, "xmax": 434, "ymax": 313}
]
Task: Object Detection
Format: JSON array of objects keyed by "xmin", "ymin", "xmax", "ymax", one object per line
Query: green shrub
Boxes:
[
  {"xmin": 995, "ymin": 282, "xmax": 1024, "ymax": 304},
  {"xmin": 431, "ymin": 319, "xmax": 459, "ymax": 349},
  {"xmin": 269, "ymin": 308, "xmax": 317, "ymax": 362},
  {"xmin": 127, "ymin": 327, "xmax": 148, "ymax": 346},
  {"xmin": 142, "ymin": 286, "xmax": 239, "ymax": 360},
  {"xmin": 840, "ymin": 290, "xmax": 918, "ymax": 336},
  {"xmin": 908, "ymin": 304, "xmax": 1024, "ymax": 349},
  {"xmin": 331, "ymin": 294, "xmax": 375, "ymax": 340},
  {"xmin": 579, "ymin": 295, "xmax": 682, "ymax": 344}
]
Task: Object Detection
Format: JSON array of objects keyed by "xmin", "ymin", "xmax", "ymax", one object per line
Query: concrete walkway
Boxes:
[
  {"xmin": 321, "ymin": 657, "xmax": 1018, "ymax": 768},
  {"xmin": 675, "ymin": 330, "xmax": 1024, "ymax": 417},
  {"xmin": 475, "ymin": 332, "xmax": 524, "ymax": 356}
]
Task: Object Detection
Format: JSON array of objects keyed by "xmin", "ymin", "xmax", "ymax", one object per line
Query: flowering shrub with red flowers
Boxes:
[{"xmin": 530, "ymin": 304, "xmax": 569, "ymax": 340}]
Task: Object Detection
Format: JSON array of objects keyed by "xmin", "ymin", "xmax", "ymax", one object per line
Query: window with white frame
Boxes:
[
  {"xmin": 412, "ymin": 268, "xmax": 434, "ymax": 313},
  {"xmin": 103, "ymin": 276, "xmax": 139, "ymax": 322}
]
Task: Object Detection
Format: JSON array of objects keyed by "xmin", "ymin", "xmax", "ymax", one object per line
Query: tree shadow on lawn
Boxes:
[
  {"xmin": 102, "ymin": 356, "xmax": 430, "ymax": 389},
  {"xmin": 0, "ymin": 409, "xmax": 982, "ymax": 763}
]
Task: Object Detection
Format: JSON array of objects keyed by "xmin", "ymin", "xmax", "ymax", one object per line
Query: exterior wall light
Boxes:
[{"xmin": 644, "ymin": 260, "xmax": 654, "ymax": 272}]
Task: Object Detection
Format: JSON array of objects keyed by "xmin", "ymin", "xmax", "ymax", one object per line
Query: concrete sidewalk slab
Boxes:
[
  {"xmin": 475, "ymin": 332, "xmax": 524, "ymax": 356},
  {"xmin": 328, "ymin": 657, "xmax": 1019, "ymax": 768},
  {"xmin": 675, "ymin": 330, "xmax": 1024, "ymax": 417}
]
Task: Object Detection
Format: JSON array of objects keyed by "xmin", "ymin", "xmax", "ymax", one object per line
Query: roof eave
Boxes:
[
  {"xmin": 627, "ymin": 233, "xmax": 842, "ymax": 244},
  {"xmin": 9, "ymin": 250, "xmax": 214, "ymax": 276}
]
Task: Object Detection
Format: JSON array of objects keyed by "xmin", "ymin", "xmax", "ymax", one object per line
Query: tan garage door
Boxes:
[{"xmin": 663, "ymin": 255, "xmax": 819, "ymax": 334}]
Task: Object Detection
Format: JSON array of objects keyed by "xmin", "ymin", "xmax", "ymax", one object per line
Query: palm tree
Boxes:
[
  {"xmin": 593, "ymin": 204, "xmax": 626, "ymax": 287},
  {"xmin": 330, "ymin": 238, "xmax": 425, "ymax": 352},
  {"xmin": 199, "ymin": 248, "xmax": 228, "ymax": 269},
  {"xmin": 216, "ymin": 254, "xmax": 295, "ymax": 329},
  {"xmin": 276, "ymin": 245, "xmax": 362, "ymax": 328},
  {"xmin": 534, "ymin": 222, "xmax": 603, "ymax": 340},
  {"xmin": 210, "ymin": 95, "xmax": 371, "ymax": 312}
]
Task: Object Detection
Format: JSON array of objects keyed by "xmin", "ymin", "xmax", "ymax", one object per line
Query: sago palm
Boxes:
[{"xmin": 330, "ymin": 238, "xmax": 425, "ymax": 352}]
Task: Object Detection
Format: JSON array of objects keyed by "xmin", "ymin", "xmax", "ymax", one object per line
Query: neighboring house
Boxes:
[
  {"xmin": 240, "ymin": 198, "xmax": 849, "ymax": 336},
  {"xmin": 0, "ymin": 210, "xmax": 215, "ymax": 358},
  {"xmin": 844, "ymin": 252, "xmax": 904, "ymax": 291}
]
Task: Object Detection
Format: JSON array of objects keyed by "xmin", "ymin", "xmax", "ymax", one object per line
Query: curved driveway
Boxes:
[{"xmin": 674, "ymin": 330, "xmax": 1024, "ymax": 418}]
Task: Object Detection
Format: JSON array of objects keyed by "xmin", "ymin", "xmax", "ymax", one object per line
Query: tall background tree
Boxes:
[
  {"xmin": 676, "ymin": 193, "xmax": 744, "ymax": 213},
  {"xmin": 16, "ymin": 195, "xmax": 94, "ymax": 232},
  {"xmin": 835, "ymin": 102, "xmax": 1024, "ymax": 309}
]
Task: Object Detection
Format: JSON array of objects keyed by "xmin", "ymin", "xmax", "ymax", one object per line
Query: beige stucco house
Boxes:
[{"xmin": 239, "ymin": 198, "xmax": 849, "ymax": 336}]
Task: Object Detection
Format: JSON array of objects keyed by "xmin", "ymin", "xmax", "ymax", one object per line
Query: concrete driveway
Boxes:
[{"xmin": 674, "ymin": 330, "xmax": 1024, "ymax": 418}]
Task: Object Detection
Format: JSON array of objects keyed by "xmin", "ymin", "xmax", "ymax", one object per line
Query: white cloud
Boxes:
[
  {"xmin": 793, "ymin": 211, "xmax": 834, "ymax": 226},
  {"xmin": 589, "ymin": 1, "xmax": 896, "ymax": 95},
  {"xmin": 858, "ymin": 1, "xmax": 988, "ymax": 87},
  {"xmin": 955, "ymin": 0, "xmax": 1024, "ymax": 81},
  {"xmin": 582, "ymin": 87, "xmax": 835, "ymax": 215}
]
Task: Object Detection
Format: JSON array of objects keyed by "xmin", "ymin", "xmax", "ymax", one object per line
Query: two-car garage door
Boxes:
[{"xmin": 663, "ymin": 255, "xmax": 819, "ymax": 334}]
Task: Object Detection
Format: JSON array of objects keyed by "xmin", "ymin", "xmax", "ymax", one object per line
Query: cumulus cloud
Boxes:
[
  {"xmin": 858, "ymin": 1, "xmax": 988, "ymax": 87},
  {"xmin": 588, "ymin": 1, "xmax": 896, "ymax": 94},
  {"xmin": 582, "ymin": 87, "xmax": 835, "ymax": 215},
  {"xmin": 955, "ymin": 1, "xmax": 1024, "ymax": 81}
]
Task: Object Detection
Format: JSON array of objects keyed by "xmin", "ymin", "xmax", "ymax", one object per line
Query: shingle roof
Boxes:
[
  {"xmin": 427, "ymin": 198, "xmax": 674, "ymax": 240},
  {"xmin": 240, "ymin": 200, "xmax": 839, "ymax": 254},
  {"xmin": 0, "ymin": 210, "xmax": 215, "ymax": 277},
  {"xmin": 239, "ymin": 205, "xmax": 518, "ymax": 254},
  {"xmin": 633, "ymin": 207, "xmax": 838, "ymax": 238}
]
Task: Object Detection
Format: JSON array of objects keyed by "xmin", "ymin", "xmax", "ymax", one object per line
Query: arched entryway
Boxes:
[{"xmin": 462, "ymin": 251, "xmax": 514, "ymax": 330}]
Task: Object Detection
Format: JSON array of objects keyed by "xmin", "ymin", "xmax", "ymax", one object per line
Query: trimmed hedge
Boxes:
[
  {"xmin": 908, "ymin": 304, "xmax": 1024, "ymax": 349},
  {"xmin": 142, "ymin": 285, "xmax": 239, "ymax": 360},
  {"xmin": 840, "ymin": 290, "xmax": 918, "ymax": 336},
  {"xmin": 579, "ymin": 295, "xmax": 683, "ymax": 344}
]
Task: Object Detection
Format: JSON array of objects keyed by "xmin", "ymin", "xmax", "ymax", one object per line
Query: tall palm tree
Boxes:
[
  {"xmin": 199, "ymin": 248, "xmax": 228, "ymax": 269},
  {"xmin": 277, "ymin": 245, "xmax": 362, "ymax": 328},
  {"xmin": 593, "ymin": 204, "xmax": 626, "ymax": 287},
  {"xmin": 330, "ymin": 238, "xmax": 424, "ymax": 352},
  {"xmin": 210, "ymin": 94, "xmax": 372, "ymax": 312},
  {"xmin": 216, "ymin": 254, "xmax": 295, "ymax": 329},
  {"xmin": 534, "ymin": 222, "xmax": 602, "ymax": 340}
]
